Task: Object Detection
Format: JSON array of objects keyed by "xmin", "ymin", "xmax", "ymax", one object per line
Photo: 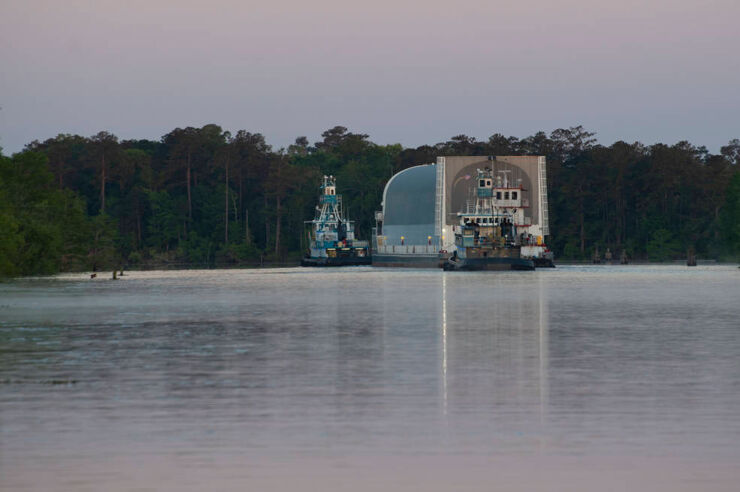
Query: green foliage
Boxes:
[
  {"xmin": 88, "ymin": 213, "xmax": 119, "ymax": 271},
  {"xmin": 0, "ymin": 151, "xmax": 91, "ymax": 276},
  {"xmin": 3, "ymin": 125, "xmax": 738, "ymax": 276},
  {"xmin": 646, "ymin": 229, "xmax": 682, "ymax": 262},
  {"xmin": 0, "ymin": 198, "xmax": 23, "ymax": 275},
  {"xmin": 562, "ymin": 239, "xmax": 582, "ymax": 260},
  {"xmin": 719, "ymin": 173, "xmax": 740, "ymax": 258},
  {"xmin": 147, "ymin": 190, "xmax": 182, "ymax": 251},
  {"xmin": 180, "ymin": 231, "xmax": 217, "ymax": 266}
]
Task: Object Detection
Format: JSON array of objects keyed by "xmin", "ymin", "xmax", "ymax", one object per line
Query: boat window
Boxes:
[
  {"xmin": 512, "ymin": 191, "xmax": 517, "ymax": 200},
  {"xmin": 504, "ymin": 192, "xmax": 509, "ymax": 199},
  {"xmin": 479, "ymin": 180, "xmax": 485, "ymax": 187},
  {"xmin": 496, "ymin": 192, "xmax": 501, "ymax": 199},
  {"xmin": 486, "ymin": 180, "xmax": 491, "ymax": 186}
]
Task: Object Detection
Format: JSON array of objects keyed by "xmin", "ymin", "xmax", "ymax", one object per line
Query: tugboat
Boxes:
[
  {"xmin": 442, "ymin": 168, "xmax": 536, "ymax": 271},
  {"xmin": 301, "ymin": 175, "xmax": 371, "ymax": 267}
]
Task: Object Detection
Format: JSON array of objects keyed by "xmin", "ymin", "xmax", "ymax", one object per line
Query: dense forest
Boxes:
[{"xmin": 1, "ymin": 125, "xmax": 739, "ymax": 276}]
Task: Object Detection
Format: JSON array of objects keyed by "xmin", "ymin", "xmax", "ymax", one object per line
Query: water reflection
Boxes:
[
  {"xmin": 442, "ymin": 273, "xmax": 447, "ymax": 416},
  {"xmin": 1, "ymin": 266, "xmax": 740, "ymax": 491},
  {"xmin": 437, "ymin": 273, "xmax": 551, "ymax": 450},
  {"xmin": 539, "ymin": 273, "xmax": 549, "ymax": 437},
  {"xmin": 440, "ymin": 272, "xmax": 550, "ymax": 426}
]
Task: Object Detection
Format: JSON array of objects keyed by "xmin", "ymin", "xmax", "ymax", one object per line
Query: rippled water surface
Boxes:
[{"xmin": 1, "ymin": 266, "xmax": 739, "ymax": 491}]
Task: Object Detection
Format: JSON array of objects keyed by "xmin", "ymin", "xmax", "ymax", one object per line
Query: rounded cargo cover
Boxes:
[{"xmin": 381, "ymin": 164, "xmax": 436, "ymax": 246}]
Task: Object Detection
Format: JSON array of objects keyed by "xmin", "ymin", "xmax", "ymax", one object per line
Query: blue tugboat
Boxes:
[
  {"xmin": 442, "ymin": 168, "xmax": 535, "ymax": 271},
  {"xmin": 301, "ymin": 175, "xmax": 371, "ymax": 267}
]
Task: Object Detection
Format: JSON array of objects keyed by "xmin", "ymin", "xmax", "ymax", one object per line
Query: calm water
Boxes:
[{"xmin": 1, "ymin": 266, "xmax": 739, "ymax": 491}]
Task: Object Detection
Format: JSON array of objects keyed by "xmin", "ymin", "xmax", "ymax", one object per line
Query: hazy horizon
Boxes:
[{"xmin": 2, "ymin": 0, "xmax": 739, "ymax": 154}]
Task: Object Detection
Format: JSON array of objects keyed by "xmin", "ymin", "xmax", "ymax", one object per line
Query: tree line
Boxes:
[{"xmin": 1, "ymin": 125, "xmax": 738, "ymax": 276}]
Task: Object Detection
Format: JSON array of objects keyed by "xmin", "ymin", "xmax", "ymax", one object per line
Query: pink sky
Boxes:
[{"xmin": 1, "ymin": 0, "xmax": 739, "ymax": 152}]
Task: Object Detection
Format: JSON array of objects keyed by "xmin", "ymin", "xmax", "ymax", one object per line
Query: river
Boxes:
[{"xmin": 1, "ymin": 265, "xmax": 739, "ymax": 491}]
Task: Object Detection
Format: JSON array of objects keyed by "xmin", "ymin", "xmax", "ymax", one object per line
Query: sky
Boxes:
[{"xmin": 1, "ymin": 0, "xmax": 739, "ymax": 153}]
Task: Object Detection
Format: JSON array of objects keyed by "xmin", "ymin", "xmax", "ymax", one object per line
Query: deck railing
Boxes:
[{"xmin": 376, "ymin": 245, "xmax": 438, "ymax": 255}]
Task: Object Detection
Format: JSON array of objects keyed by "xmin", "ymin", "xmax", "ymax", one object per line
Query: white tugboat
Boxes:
[
  {"xmin": 443, "ymin": 168, "xmax": 540, "ymax": 271},
  {"xmin": 301, "ymin": 175, "xmax": 370, "ymax": 266}
]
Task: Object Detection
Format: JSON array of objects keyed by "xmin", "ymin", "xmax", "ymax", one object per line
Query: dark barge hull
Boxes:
[
  {"xmin": 301, "ymin": 256, "xmax": 371, "ymax": 267},
  {"xmin": 371, "ymin": 253, "xmax": 547, "ymax": 270},
  {"xmin": 442, "ymin": 257, "xmax": 535, "ymax": 271},
  {"xmin": 371, "ymin": 254, "xmax": 442, "ymax": 268},
  {"xmin": 532, "ymin": 257, "xmax": 556, "ymax": 268}
]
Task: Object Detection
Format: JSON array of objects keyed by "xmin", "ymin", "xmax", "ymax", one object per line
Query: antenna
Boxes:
[{"xmin": 498, "ymin": 170, "xmax": 512, "ymax": 188}]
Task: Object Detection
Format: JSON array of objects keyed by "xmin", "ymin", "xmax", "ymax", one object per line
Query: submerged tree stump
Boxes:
[
  {"xmin": 687, "ymin": 248, "xmax": 697, "ymax": 267},
  {"xmin": 620, "ymin": 250, "xmax": 629, "ymax": 264}
]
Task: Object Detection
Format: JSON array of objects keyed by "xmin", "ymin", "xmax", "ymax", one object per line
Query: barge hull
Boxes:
[
  {"xmin": 371, "ymin": 254, "xmax": 441, "ymax": 268},
  {"xmin": 301, "ymin": 257, "xmax": 371, "ymax": 267},
  {"xmin": 532, "ymin": 257, "xmax": 555, "ymax": 268},
  {"xmin": 443, "ymin": 257, "xmax": 535, "ymax": 271}
]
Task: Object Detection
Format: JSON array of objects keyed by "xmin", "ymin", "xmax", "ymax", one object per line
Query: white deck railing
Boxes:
[{"xmin": 375, "ymin": 245, "xmax": 438, "ymax": 255}]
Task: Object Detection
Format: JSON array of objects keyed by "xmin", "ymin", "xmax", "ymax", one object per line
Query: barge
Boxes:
[{"xmin": 372, "ymin": 156, "xmax": 554, "ymax": 269}]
